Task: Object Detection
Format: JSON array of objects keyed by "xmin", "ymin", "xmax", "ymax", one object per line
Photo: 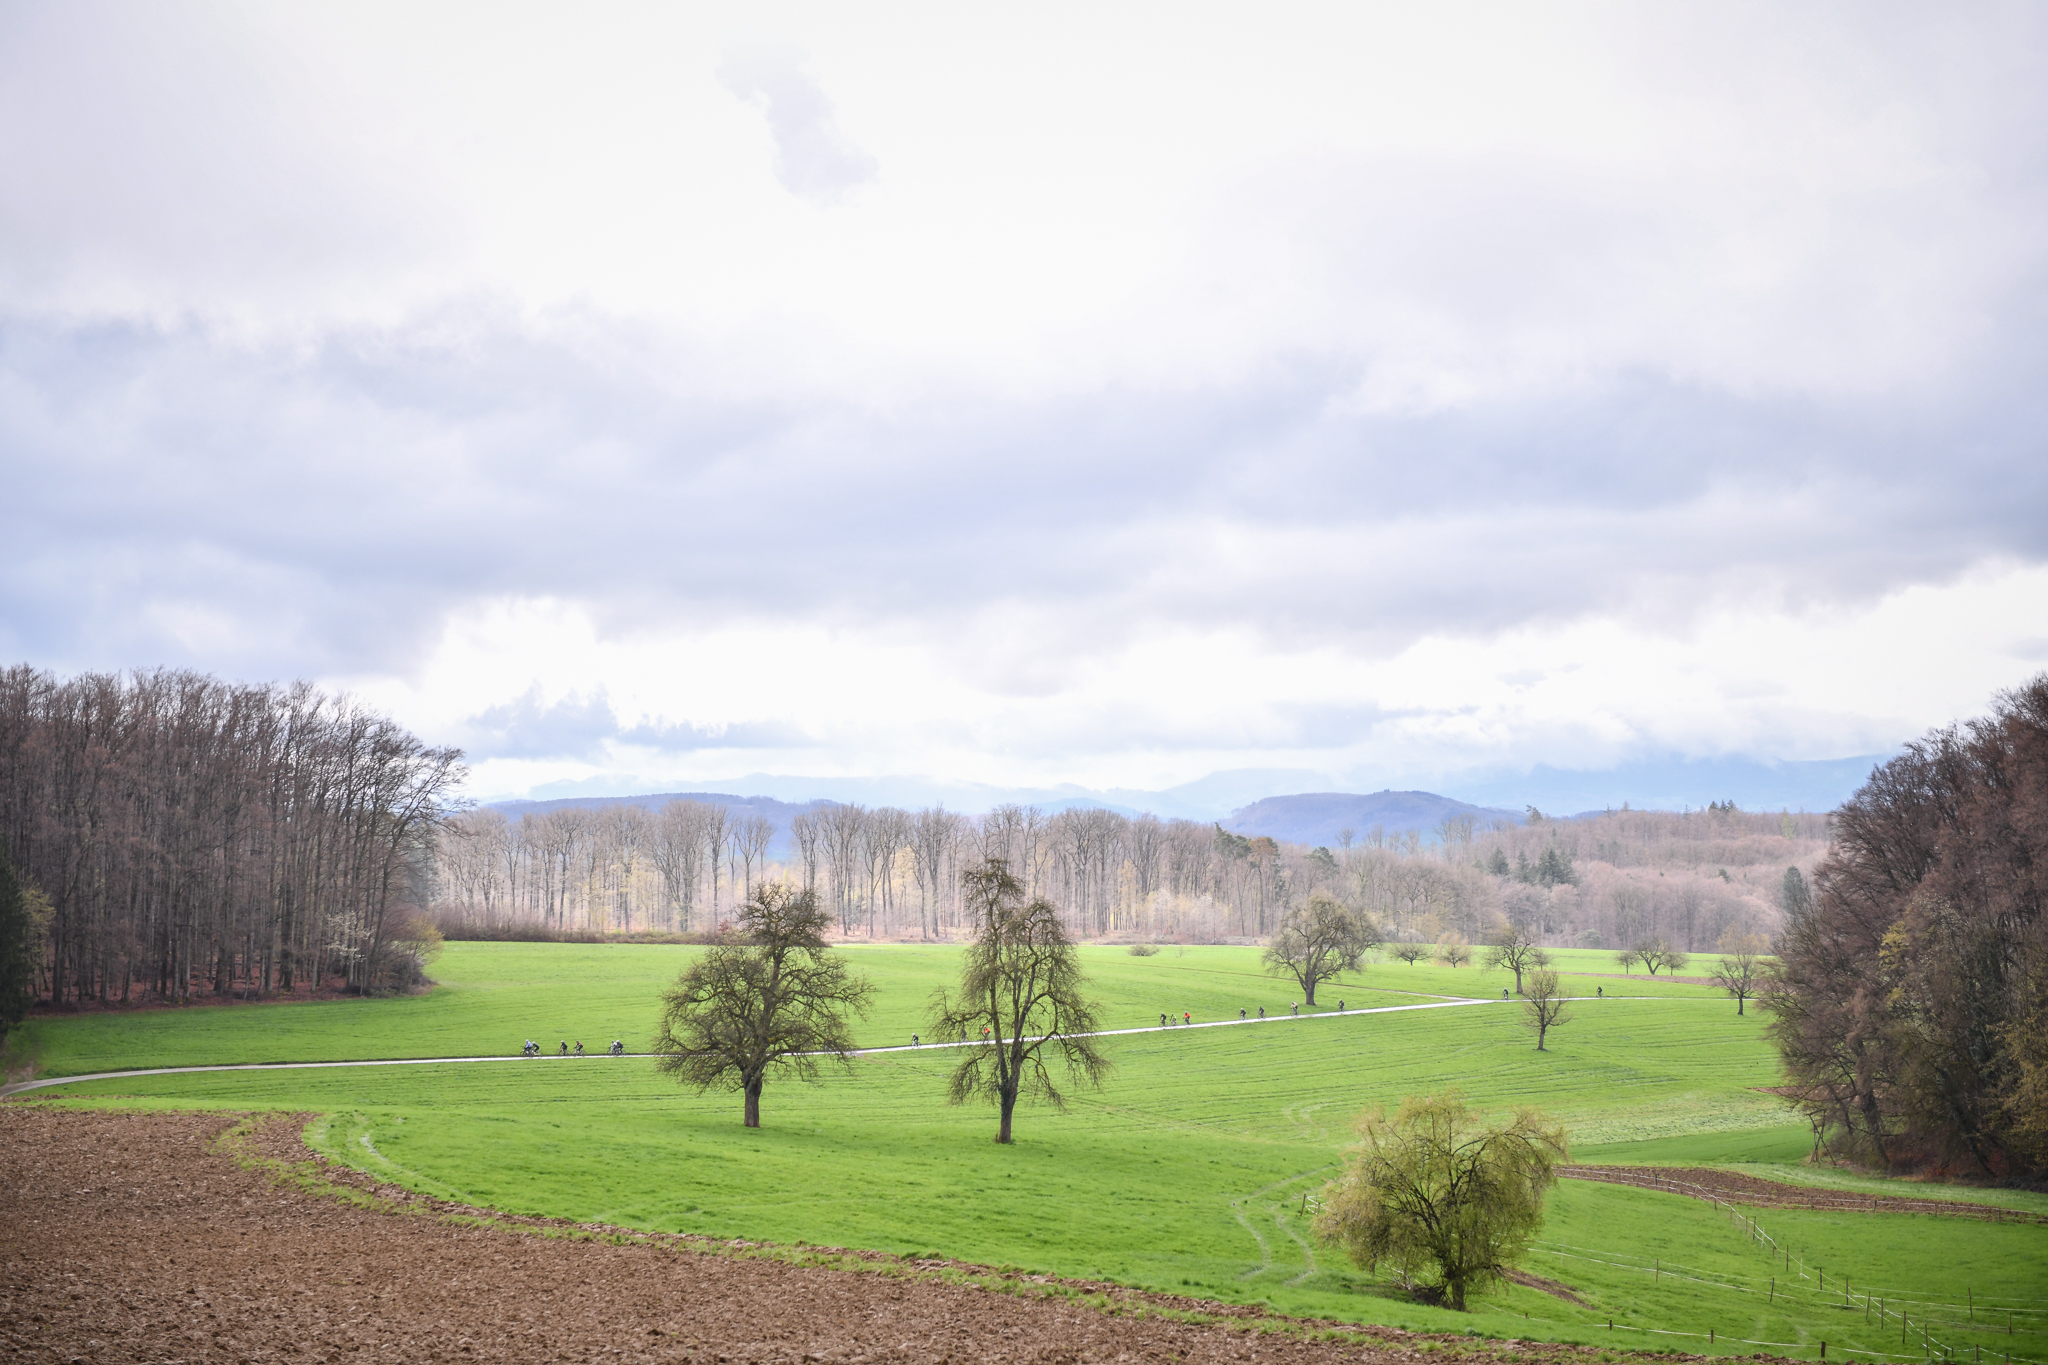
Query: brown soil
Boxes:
[
  {"xmin": 1499, "ymin": 1271, "xmax": 1587, "ymax": 1307},
  {"xmin": 1561, "ymin": 1166, "xmax": 2046, "ymax": 1223},
  {"xmin": 0, "ymin": 1106, "xmax": 1758, "ymax": 1365}
]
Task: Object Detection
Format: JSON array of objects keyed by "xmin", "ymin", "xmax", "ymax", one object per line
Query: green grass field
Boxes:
[
  {"xmin": 11, "ymin": 942, "xmax": 1720, "ymax": 1078},
  {"xmin": 15, "ymin": 942, "xmax": 2044, "ymax": 1360}
]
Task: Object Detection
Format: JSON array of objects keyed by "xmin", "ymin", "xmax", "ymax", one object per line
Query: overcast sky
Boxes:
[{"xmin": 3, "ymin": 2, "xmax": 2045, "ymax": 804}]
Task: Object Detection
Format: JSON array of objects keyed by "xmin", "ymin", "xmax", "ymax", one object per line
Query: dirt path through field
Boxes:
[
  {"xmin": 3, "ymin": 1106, "xmax": 1682, "ymax": 1365},
  {"xmin": 1561, "ymin": 1166, "xmax": 2045, "ymax": 1223}
]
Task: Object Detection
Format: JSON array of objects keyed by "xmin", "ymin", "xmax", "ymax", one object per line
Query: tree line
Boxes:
[
  {"xmin": 0, "ymin": 666, "xmax": 464, "ymax": 1009},
  {"xmin": 1765, "ymin": 675, "xmax": 2047, "ymax": 1178},
  {"xmin": 435, "ymin": 801, "xmax": 1310, "ymax": 941},
  {"xmin": 434, "ymin": 797, "xmax": 1826, "ymax": 953}
]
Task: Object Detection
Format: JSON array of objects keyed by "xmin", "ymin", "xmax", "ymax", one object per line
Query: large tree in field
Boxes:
[
  {"xmin": 1765, "ymin": 676, "xmax": 2048, "ymax": 1177},
  {"xmin": 1314, "ymin": 1090, "xmax": 1568, "ymax": 1310},
  {"xmin": 1483, "ymin": 925, "xmax": 1550, "ymax": 995},
  {"xmin": 652, "ymin": 884, "xmax": 871, "ymax": 1128},
  {"xmin": 1264, "ymin": 893, "xmax": 1381, "ymax": 1006},
  {"xmin": 1711, "ymin": 930, "xmax": 1768, "ymax": 1015},
  {"xmin": 1520, "ymin": 968, "xmax": 1571, "ymax": 1050},
  {"xmin": 932, "ymin": 858, "xmax": 1109, "ymax": 1143}
]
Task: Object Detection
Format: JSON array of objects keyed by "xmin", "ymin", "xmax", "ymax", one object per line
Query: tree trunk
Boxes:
[
  {"xmin": 743, "ymin": 1074, "xmax": 763, "ymax": 1128},
  {"xmin": 1303, "ymin": 978, "xmax": 1317, "ymax": 1006},
  {"xmin": 997, "ymin": 1085, "xmax": 1017, "ymax": 1143}
]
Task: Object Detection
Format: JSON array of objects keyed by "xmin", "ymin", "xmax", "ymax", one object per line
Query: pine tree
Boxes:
[{"xmin": 0, "ymin": 843, "xmax": 40, "ymax": 1047}]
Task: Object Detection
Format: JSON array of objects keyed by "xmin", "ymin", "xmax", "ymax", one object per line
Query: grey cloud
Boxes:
[
  {"xmin": 463, "ymin": 687, "xmax": 622, "ymax": 762},
  {"xmin": 721, "ymin": 47, "xmax": 877, "ymax": 204},
  {"xmin": 3, "ymin": 309, "xmax": 2046, "ymax": 691},
  {"xmin": 458, "ymin": 685, "xmax": 811, "ymax": 763},
  {"xmin": 616, "ymin": 717, "xmax": 814, "ymax": 753}
]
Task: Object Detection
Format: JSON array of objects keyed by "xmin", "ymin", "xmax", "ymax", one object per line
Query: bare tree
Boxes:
[
  {"xmin": 1436, "ymin": 935, "xmax": 1471, "ymax": 969},
  {"xmin": 1390, "ymin": 943, "xmax": 1429, "ymax": 966},
  {"xmin": 651, "ymin": 884, "xmax": 871, "ymax": 1128},
  {"xmin": 735, "ymin": 814, "xmax": 775, "ymax": 903},
  {"xmin": 1521, "ymin": 968, "xmax": 1572, "ymax": 1050},
  {"xmin": 788, "ymin": 810, "xmax": 821, "ymax": 893},
  {"xmin": 1483, "ymin": 925, "xmax": 1551, "ymax": 995},
  {"xmin": 702, "ymin": 803, "xmax": 730, "ymax": 923},
  {"xmin": 1637, "ymin": 939, "xmax": 1690, "ymax": 976},
  {"xmin": 823, "ymin": 803, "xmax": 868, "ymax": 932},
  {"xmin": 911, "ymin": 805, "xmax": 961, "ymax": 940},
  {"xmin": 1711, "ymin": 929, "xmax": 1767, "ymax": 1015},
  {"xmin": 652, "ymin": 801, "xmax": 708, "ymax": 931},
  {"xmin": 931, "ymin": 859, "xmax": 1109, "ymax": 1143},
  {"xmin": 1264, "ymin": 893, "xmax": 1381, "ymax": 1006}
]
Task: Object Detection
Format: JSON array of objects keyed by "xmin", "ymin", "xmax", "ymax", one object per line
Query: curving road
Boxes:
[{"xmin": 0, "ymin": 993, "xmax": 1706, "ymax": 1098}]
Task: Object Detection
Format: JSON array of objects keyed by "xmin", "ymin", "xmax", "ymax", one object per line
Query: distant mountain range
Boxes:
[
  {"xmin": 479, "ymin": 753, "xmax": 1886, "ymax": 854},
  {"xmin": 1223, "ymin": 791, "xmax": 1521, "ymax": 848}
]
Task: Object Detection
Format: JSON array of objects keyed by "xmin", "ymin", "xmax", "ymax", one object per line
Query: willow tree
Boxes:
[
  {"xmin": 652, "ymin": 884, "xmax": 871, "ymax": 1128},
  {"xmin": 1315, "ymin": 1090, "xmax": 1567, "ymax": 1310},
  {"xmin": 932, "ymin": 858, "xmax": 1109, "ymax": 1143}
]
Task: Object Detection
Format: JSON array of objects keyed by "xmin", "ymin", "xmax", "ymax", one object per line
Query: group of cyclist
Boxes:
[
  {"xmin": 1155, "ymin": 1000, "xmax": 1345, "ymax": 1028},
  {"xmin": 520, "ymin": 1039, "xmax": 626, "ymax": 1057}
]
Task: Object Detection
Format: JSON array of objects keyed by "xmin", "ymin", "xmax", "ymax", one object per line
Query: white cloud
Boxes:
[
  {"xmin": 339, "ymin": 564, "xmax": 2048, "ymax": 798},
  {"xmin": 1, "ymin": 3, "xmax": 2044, "ymax": 797}
]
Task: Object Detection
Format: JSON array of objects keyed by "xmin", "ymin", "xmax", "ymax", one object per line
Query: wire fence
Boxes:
[{"xmin": 1531, "ymin": 1181, "xmax": 2046, "ymax": 1365}]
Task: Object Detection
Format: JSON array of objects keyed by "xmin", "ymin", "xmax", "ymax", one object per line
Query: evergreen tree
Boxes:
[
  {"xmin": 0, "ymin": 843, "xmax": 40, "ymax": 1048},
  {"xmin": 1779, "ymin": 865, "xmax": 1812, "ymax": 927}
]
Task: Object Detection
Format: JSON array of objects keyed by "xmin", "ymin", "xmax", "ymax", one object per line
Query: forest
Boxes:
[
  {"xmin": 433, "ymin": 795, "xmax": 1828, "ymax": 955},
  {"xmin": 0, "ymin": 666, "xmax": 463, "ymax": 1008},
  {"xmin": 1, "ymin": 660, "xmax": 1835, "ymax": 1013},
  {"xmin": 1767, "ymin": 674, "xmax": 2047, "ymax": 1177}
]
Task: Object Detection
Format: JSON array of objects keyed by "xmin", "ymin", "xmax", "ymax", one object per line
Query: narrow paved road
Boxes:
[{"xmin": 0, "ymin": 994, "xmax": 1704, "ymax": 1097}]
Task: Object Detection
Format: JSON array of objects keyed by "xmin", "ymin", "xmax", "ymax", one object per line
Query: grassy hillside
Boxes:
[{"xmin": 19, "ymin": 942, "xmax": 2041, "ymax": 1358}]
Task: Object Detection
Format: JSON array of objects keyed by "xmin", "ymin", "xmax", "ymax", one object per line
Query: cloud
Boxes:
[
  {"xmin": 5, "ymin": 320, "xmax": 2040, "ymax": 688},
  {"xmin": 457, "ymin": 684, "xmax": 811, "ymax": 763},
  {"xmin": 1, "ymin": 6, "xmax": 2045, "ymax": 789},
  {"xmin": 721, "ymin": 45, "xmax": 877, "ymax": 204},
  {"xmin": 465, "ymin": 687, "xmax": 622, "ymax": 762}
]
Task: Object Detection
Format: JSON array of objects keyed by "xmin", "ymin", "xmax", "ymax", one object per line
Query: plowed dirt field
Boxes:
[{"xmin": 1, "ymin": 1105, "xmax": 1712, "ymax": 1365}]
